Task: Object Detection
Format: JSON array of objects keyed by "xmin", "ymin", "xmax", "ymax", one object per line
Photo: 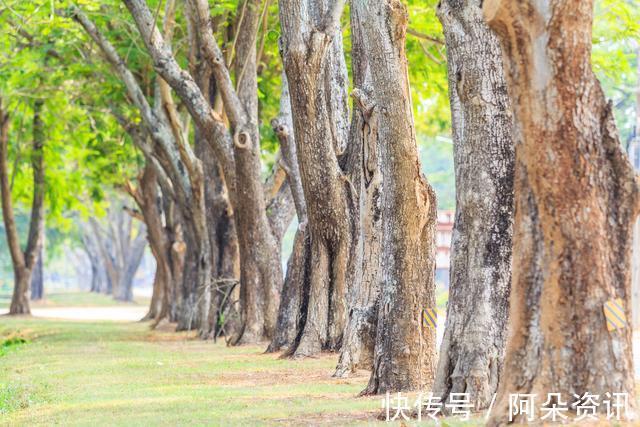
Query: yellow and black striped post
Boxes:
[
  {"xmin": 422, "ymin": 308, "xmax": 437, "ymax": 330},
  {"xmin": 603, "ymin": 298, "xmax": 627, "ymax": 332}
]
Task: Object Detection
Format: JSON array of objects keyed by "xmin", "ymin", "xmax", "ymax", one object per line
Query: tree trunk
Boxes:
[
  {"xmin": 333, "ymin": 0, "xmax": 385, "ymax": 377},
  {"xmin": 118, "ymin": 0, "xmax": 294, "ymax": 343},
  {"xmin": 135, "ymin": 164, "xmax": 172, "ymax": 322},
  {"xmin": 1, "ymin": 98, "xmax": 46, "ymax": 316},
  {"xmin": 10, "ymin": 268, "xmax": 31, "ymax": 315},
  {"xmin": 632, "ymin": 47, "xmax": 640, "ymax": 330},
  {"xmin": 165, "ymin": 198, "xmax": 185, "ymax": 323},
  {"xmin": 345, "ymin": 0, "xmax": 438, "ymax": 395},
  {"xmin": 433, "ymin": 0, "xmax": 514, "ymax": 411},
  {"xmin": 484, "ymin": 0, "xmax": 639, "ymax": 423},
  {"xmin": 184, "ymin": 16, "xmax": 241, "ymax": 340},
  {"xmin": 278, "ymin": 0, "xmax": 354, "ymax": 358},
  {"xmin": 30, "ymin": 247, "xmax": 44, "ymax": 301},
  {"xmin": 221, "ymin": 0, "xmax": 284, "ymax": 344},
  {"xmin": 72, "ymin": 5, "xmax": 212, "ymax": 333},
  {"xmin": 267, "ymin": 73, "xmax": 311, "ymax": 353},
  {"xmin": 633, "ymin": 220, "xmax": 640, "ymax": 329}
]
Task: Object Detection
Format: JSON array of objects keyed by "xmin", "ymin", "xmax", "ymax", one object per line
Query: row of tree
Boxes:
[{"xmin": 1, "ymin": 0, "xmax": 638, "ymax": 423}]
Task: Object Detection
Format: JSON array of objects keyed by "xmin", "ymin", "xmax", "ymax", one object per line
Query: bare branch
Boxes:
[{"xmin": 407, "ymin": 28, "xmax": 444, "ymax": 45}]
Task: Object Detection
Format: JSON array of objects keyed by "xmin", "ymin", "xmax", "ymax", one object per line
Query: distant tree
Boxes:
[{"xmin": 88, "ymin": 202, "xmax": 147, "ymax": 302}]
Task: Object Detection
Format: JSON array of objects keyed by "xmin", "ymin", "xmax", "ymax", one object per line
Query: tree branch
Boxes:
[
  {"xmin": 121, "ymin": 0, "xmax": 236, "ymax": 193},
  {"xmin": 68, "ymin": 6, "xmax": 192, "ymax": 203},
  {"xmin": 189, "ymin": 0, "xmax": 249, "ymax": 131}
]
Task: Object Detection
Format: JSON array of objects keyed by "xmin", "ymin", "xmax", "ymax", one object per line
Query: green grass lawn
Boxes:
[
  {"xmin": 0, "ymin": 312, "xmax": 636, "ymax": 426},
  {"xmin": 0, "ymin": 291, "xmax": 150, "ymax": 310},
  {"xmin": 0, "ymin": 317, "xmax": 389, "ymax": 426}
]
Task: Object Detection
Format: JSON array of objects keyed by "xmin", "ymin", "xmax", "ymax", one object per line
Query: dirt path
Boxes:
[
  {"xmin": 2, "ymin": 306, "xmax": 640, "ymax": 379},
  {"xmin": 0, "ymin": 306, "xmax": 147, "ymax": 321}
]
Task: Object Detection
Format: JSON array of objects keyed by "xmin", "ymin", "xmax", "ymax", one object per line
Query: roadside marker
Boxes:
[
  {"xmin": 603, "ymin": 298, "xmax": 627, "ymax": 331},
  {"xmin": 422, "ymin": 308, "xmax": 437, "ymax": 329}
]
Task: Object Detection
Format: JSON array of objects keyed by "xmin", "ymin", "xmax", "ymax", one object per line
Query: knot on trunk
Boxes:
[
  {"xmin": 233, "ymin": 128, "xmax": 252, "ymax": 149},
  {"xmin": 270, "ymin": 117, "xmax": 289, "ymax": 138}
]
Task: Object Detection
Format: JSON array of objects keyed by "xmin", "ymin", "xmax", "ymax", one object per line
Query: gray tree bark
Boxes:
[
  {"xmin": 345, "ymin": 0, "xmax": 438, "ymax": 395},
  {"xmin": 484, "ymin": 0, "xmax": 639, "ymax": 423},
  {"xmin": 278, "ymin": 0, "xmax": 355, "ymax": 358},
  {"xmin": 433, "ymin": 0, "xmax": 514, "ymax": 412}
]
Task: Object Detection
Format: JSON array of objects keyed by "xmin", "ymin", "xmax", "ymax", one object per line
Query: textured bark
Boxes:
[
  {"xmin": 164, "ymin": 198, "xmax": 185, "ymax": 323},
  {"xmin": 346, "ymin": 0, "xmax": 437, "ymax": 395},
  {"xmin": 634, "ymin": 220, "xmax": 640, "ymax": 329},
  {"xmin": 484, "ymin": 0, "xmax": 639, "ymax": 423},
  {"xmin": 278, "ymin": 0, "xmax": 355, "ymax": 358},
  {"xmin": 433, "ymin": 0, "xmax": 514, "ymax": 412},
  {"xmin": 222, "ymin": 0, "xmax": 284, "ymax": 343},
  {"xmin": 333, "ymin": 0, "xmax": 383, "ymax": 377},
  {"xmin": 0, "ymin": 98, "xmax": 46, "ymax": 315}
]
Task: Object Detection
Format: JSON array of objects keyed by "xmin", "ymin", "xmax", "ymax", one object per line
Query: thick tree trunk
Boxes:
[
  {"xmin": 10, "ymin": 268, "xmax": 31, "ymax": 315},
  {"xmin": 165, "ymin": 198, "xmax": 185, "ymax": 323},
  {"xmin": 175, "ymin": 219, "xmax": 211, "ymax": 332},
  {"xmin": 278, "ymin": 0, "xmax": 354, "ymax": 358},
  {"xmin": 484, "ymin": 0, "xmax": 639, "ymax": 423},
  {"xmin": 345, "ymin": 0, "xmax": 437, "ymax": 395},
  {"xmin": 184, "ymin": 15, "xmax": 241, "ymax": 340},
  {"xmin": 1, "ymin": 98, "xmax": 46, "ymax": 316},
  {"xmin": 218, "ymin": 0, "xmax": 284, "ymax": 344},
  {"xmin": 433, "ymin": 0, "xmax": 514, "ymax": 411},
  {"xmin": 333, "ymin": 0, "xmax": 384, "ymax": 377},
  {"xmin": 30, "ymin": 247, "xmax": 44, "ymax": 301}
]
